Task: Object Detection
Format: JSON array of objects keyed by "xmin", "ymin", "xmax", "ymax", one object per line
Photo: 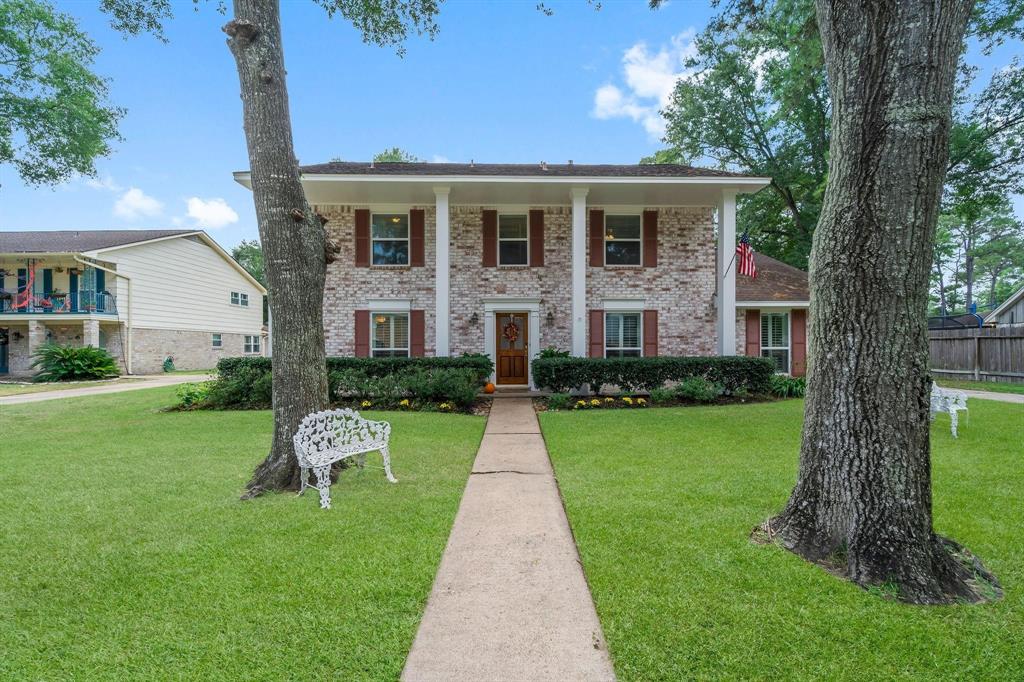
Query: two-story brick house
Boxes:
[{"xmin": 235, "ymin": 162, "xmax": 777, "ymax": 388}]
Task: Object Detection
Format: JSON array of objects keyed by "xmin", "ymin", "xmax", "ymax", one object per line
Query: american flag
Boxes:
[{"xmin": 736, "ymin": 232, "xmax": 757, "ymax": 278}]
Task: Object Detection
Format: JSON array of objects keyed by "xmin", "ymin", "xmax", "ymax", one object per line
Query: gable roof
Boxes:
[
  {"xmin": 736, "ymin": 254, "xmax": 809, "ymax": 304},
  {"xmin": 297, "ymin": 161, "xmax": 755, "ymax": 179},
  {"xmin": 984, "ymin": 283, "xmax": 1024, "ymax": 323},
  {"xmin": 0, "ymin": 229, "xmax": 195, "ymax": 254}
]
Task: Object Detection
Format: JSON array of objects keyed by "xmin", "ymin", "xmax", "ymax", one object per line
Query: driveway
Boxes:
[{"xmin": 0, "ymin": 373, "xmax": 213, "ymax": 406}]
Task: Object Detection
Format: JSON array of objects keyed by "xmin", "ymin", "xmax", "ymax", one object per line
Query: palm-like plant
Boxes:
[{"xmin": 31, "ymin": 343, "xmax": 119, "ymax": 382}]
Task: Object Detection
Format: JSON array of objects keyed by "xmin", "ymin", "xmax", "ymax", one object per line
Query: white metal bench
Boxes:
[
  {"xmin": 293, "ymin": 408, "xmax": 397, "ymax": 509},
  {"xmin": 930, "ymin": 383, "xmax": 968, "ymax": 438}
]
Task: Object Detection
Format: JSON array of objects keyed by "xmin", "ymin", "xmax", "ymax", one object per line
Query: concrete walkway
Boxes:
[
  {"xmin": 402, "ymin": 398, "xmax": 615, "ymax": 682},
  {"xmin": 0, "ymin": 373, "xmax": 213, "ymax": 406},
  {"xmin": 960, "ymin": 389, "xmax": 1024, "ymax": 404}
]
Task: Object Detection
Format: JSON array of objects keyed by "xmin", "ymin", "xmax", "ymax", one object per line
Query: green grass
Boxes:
[
  {"xmin": 541, "ymin": 400, "xmax": 1024, "ymax": 681},
  {"xmin": 0, "ymin": 377, "xmax": 143, "ymax": 396},
  {"xmin": 0, "ymin": 387, "xmax": 484, "ymax": 680},
  {"xmin": 934, "ymin": 378, "xmax": 1024, "ymax": 395}
]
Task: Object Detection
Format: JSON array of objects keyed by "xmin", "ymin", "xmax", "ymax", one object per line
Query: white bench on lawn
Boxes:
[
  {"xmin": 930, "ymin": 382, "xmax": 968, "ymax": 438},
  {"xmin": 293, "ymin": 409, "xmax": 397, "ymax": 509}
]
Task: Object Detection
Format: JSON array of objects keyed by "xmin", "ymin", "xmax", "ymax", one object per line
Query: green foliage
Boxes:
[
  {"xmin": 30, "ymin": 343, "xmax": 118, "ymax": 382},
  {"xmin": 331, "ymin": 366, "xmax": 479, "ymax": 410},
  {"xmin": 206, "ymin": 365, "xmax": 273, "ymax": 410},
  {"xmin": 648, "ymin": 386, "xmax": 675, "ymax": 405},
  {"xmin": 230, "ymin": 239, "xmax": 266, "ymax": 288},
  {"xmin": 162, "ymin": 356, "xmax": 175, "ymax": 373},
  {"xmin": 546, "ymin": 393, "xmax": 572, "ymax": 410},
  {"xmin": 216, "ymin": 354, "xmax": 493, "ymax": 385},
  {"xmin": 372, "ymin": 147, "xmax": 422, "ymax": 162},
  {"xmin": 174, "ymin": 381, "xmax": 213, "ymax": 409},
  {"xmin": 531, "ymin": 356, "xmax": 775, "ymax": 395},
  {"xmin": 0, "ymin": 0, "xmax": 124, "ymax": 185},
  {"xmin": 769, "ymin": 374, "xmax": 806, "ymax": 398},
  {"xmin": 537, "ymin": 346, "xmax": 571, "ymax": 359},
  {"xmin": 673, "ymin": 377, "xmax": 722, "ymax": 403}
]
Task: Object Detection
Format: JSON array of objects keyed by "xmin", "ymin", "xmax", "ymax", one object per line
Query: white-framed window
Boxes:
[
  {"xmin": 371, "ymin": 213, "xmax": 410, "ymax": 266},
  {"xmin": 605, "ymin": 312, "xmax": 642, "ymax": 357},
  {"xmin": 244, "ymin": 335, "xmax": 261, "ymax": 354},
  {"xmin": 604, "ymin": 215, "xmax": 642, "ymax": 266},
  {"xmin": 212, "ymin": 333, "xmax": 222, "ymax": 348},
  {"xmin": 498, "ymin": 214, "xmax": 529, "ymax": 266},
  {"xmin": 230, "ymin": 291, "xmax": 249, "ymax": 307},
  {"xmin": 372, "ymin": 312, "xmax": 410, "ymax": 357},
  {"xmin": 761, "ymin": 312, "xmax": 790, "ymax": 373}
]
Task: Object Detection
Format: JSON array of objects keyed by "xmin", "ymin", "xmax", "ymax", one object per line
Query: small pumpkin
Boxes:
[{"xmin": 483, "ymin": 382, "xmax": 496, "ymax": 394}]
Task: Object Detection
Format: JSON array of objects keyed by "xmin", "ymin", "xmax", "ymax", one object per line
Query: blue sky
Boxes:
[{"xmin": 1, "ymin": 0, "xmax": 1020, "ymax": 249}]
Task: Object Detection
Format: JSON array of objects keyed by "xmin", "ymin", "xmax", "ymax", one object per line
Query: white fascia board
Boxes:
[
  {"xmin": 86, "ymin": 232, "xmax": 204, "ymax": 255},
  {"xmin": 737, "ymin": 300, "xmax": 810, "ymax": 308},
  {"xmin": 984, "ymin": 285, "xmax": 1024, "ymax": 322}
]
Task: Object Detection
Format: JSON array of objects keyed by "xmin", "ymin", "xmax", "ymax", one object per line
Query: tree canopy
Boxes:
[{"xmin": 373, "ymin": 147, "xmax": 422, "ymax": 162}]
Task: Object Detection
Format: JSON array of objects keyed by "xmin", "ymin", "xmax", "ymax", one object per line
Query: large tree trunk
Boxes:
[
  {"xmin": 764, "ymin": 0, "xmax": 1000, "ymax": 604},
  {"xmin": 224, "ymin": 0, "xmax": 331, "ymax": 497}
]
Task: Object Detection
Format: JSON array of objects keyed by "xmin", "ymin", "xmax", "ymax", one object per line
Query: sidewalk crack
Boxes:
[{"xmin": 471, "ymin": 470, "xmax": 545, "ymax": 476}]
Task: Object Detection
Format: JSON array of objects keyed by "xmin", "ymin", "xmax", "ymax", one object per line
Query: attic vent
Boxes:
[{"xmin": 540, "ymin": 161, "xmax": 548, "ymax": 171}]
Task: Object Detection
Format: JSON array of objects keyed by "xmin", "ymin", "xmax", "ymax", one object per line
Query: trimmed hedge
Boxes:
[
  {"xmin": 217, "ymin": 354, "xmax": 493, "ymax": 383},
  {"xmin": 531, "ymin": 356, "xmax": 776, "ymax": 394}
]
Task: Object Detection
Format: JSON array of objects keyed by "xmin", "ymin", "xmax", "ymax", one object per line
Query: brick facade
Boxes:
[
  {"xmin": 316, "ymin": 203, "xmax": 719, "ymax": 359},
  {"xmin": 131, "ymin": 328, "xmax": 257, "ymax": 374}
]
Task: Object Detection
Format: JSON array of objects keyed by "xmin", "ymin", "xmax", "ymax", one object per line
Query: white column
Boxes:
[
  {"xmin": 570, "ymin": 187, "xmax": 589, "ymax": 356},
  {"xmin": 716, "ymin": 189, "xmax": 738, "ymax": 355},
  {"xmin": 434, "ymin": 186, "xmax": 451, "ymax": 357}
]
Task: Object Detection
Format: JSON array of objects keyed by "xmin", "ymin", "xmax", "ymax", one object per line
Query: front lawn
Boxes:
[
  {"xmin": 541, "ymin": 400, "xmax": 1023, "ymax": 680},
  {"xmin": 0, "ymin": 387, "xmax": 484, "ymax": 679}
]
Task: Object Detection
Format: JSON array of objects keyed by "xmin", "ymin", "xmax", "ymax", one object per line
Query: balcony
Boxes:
[{"xmin": 0, "ymin": 291, "xmax": 117, "ymax": 316}]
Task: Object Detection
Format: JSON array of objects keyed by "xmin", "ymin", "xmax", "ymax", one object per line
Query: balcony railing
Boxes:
[{"xmin": 0, "ymin": 291, "xmax": 117, "ymax": 315}]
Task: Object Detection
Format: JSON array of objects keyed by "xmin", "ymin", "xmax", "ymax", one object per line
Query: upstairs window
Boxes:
[
  {"xmin": 498, "ymin": 214, "xmax": 529, "ymax": 265},
  {"xmin": 372, "ymin": 312, "xmax": 410, "ymax": 357},
  {"xmin": 372, "ymin": 213, "xmax": 410, "ymax": 265},
  {"xmin": 244, "ymin": 335, "xmax": 261, "ymax": 354},
  {"xmin": 604, "ymin": 215, "xmax": 642, "ymax": 266},
  {"xmin": 761, "ymin": 312, "xmax": 790, "ymax": 373},
  {"xmin": 605, "ymin": 312, "xmax": 642, "ymax": 357},
  {"xmin": 230, "ymin": 292, "xmax": 249, "ymax": 307}
]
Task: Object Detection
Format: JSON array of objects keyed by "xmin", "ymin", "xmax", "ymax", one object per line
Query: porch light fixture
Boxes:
[
  {"xmin": 12, "ymin": 331, "xmax": 22, "ymax": 341},
  {"xmin": 546, "ymin": 311, "xmax": 554, "ymax": 325},
  {"xmin": 469, "ymin": 312, "xmax": 479, "ymax": 325}
]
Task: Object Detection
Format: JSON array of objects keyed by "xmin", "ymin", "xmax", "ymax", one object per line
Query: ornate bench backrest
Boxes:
[{"xmin": 293, "ymin": 409, "xmax": 390, "ymax": 463}]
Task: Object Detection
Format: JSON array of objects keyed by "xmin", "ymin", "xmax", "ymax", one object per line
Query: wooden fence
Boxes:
[{"xmin": 929, "ymin": 326, "xmax": 1024, "ymax": 384}]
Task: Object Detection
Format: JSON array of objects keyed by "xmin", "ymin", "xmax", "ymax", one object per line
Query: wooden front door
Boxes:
[{"xmin": 496, "ymin": 312, "xmax": 529, "ymax": 385}]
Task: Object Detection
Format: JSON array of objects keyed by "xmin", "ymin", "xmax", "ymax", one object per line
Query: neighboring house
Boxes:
[
  {"xmin": 0, "ymin": 230, "xmax": 267, "ymax": 376},
  {"xmin": 735, "ymin": 254, "xmax": 810, "ymax": 377},
  {"xmin": 984, "ymin": 284, "xmax": 1024, "ymax": 327},
  {"xmin": 235, "ymin": 161, "xmax": 774, "ymax": 387}
]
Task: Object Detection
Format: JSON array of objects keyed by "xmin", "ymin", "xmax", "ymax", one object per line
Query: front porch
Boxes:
[{"xmin": 0, "ymin": 319, "xmax": 126, "ymax": 376}]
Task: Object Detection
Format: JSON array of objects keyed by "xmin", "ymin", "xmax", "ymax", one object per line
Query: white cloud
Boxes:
[
  {"xmin": 592, "ymin": 30, "xmax": 697, "ymax": 140},
  {"xmin": 114, "ymin": 187, "xmax": 163, "ymax": 221},
  {"xmin": 186, "ymin": 197, "xmax": 239, "ymax": 229},
  {"xmin": 431, "ymin": 155, "xmax": 452, "ymax": 163},
  {"xmin": 85, "ymin": 175, "xmax": 123, "ymax": 192}
]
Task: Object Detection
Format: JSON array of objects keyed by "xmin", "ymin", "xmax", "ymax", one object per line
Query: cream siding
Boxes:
[{"xmin": 99, "ymin": 236, "xmax": 263, "ymax": 334}]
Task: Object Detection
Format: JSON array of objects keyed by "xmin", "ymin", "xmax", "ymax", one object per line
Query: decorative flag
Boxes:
[{"xmin": 736, "ymin": 232, "xmax": 757, "ymax": 278}]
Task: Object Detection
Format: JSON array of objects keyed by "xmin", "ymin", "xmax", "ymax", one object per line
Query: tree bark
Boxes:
[
  {"xmin": 224, "ymin": 0, "xmax": 330, "ymax": 497},
  {"xmin": 763, "ymin": 0, "xmax": 1000, "ymax": 604}
]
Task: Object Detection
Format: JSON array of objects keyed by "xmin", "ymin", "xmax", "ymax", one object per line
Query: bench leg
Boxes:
[
  {"xmin": 949, "ymin": 409, "xmax": 959, "ymax": 439},
  {"xmin": 381, "ymin": 446, "xmax": 398, "ymax": 484},
  {"xmin": 298, "ymin": 466, "xmax": 310, "ymax": 495},
  {"xmin": 313, "ymin": 465, "xmax": 332, "ymax": 509}
]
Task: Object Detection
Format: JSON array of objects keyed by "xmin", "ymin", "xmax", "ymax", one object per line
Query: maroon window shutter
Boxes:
[
  {"xmin": 354, "ymin": 209, "xmax": 370, "ymax": 267},
  {"xmin": 589, "ymin": 209, "xmax": 605, "ymax": 267},
  {"xmin": 643, "ymin": 310, "xmax": 658, "ymax": 357},
  {"xmin": 482, "ymin": 210, "xmax": 498, "ymax": 267},
  {"xmin": 529, "ymin": 209, "xmax": 545, "ymax": 267},
  {"xmin": 744, "ymin": 309, "xmax": 761, "ymax": 357},
  {"xmin": 410, "ymin": 310, "xmax": 426, "ymax": 357},
  {"xmin": 410, "ymin": 209, "xmax": 425, "ymax": 267},
  {"xmin": 643, "ymin": 210, "xmax": 658, "ymax": 267},
  {"xmin": 354, "ymin": 310, "xmax": 370, "ymax": 357},
  {"xmin": 588, "ymin": 310, "xmax": 605, "ymax": 358},
  {"xmin": 791, "ymin": 309, "xmax": 807, "ymax": 377}
]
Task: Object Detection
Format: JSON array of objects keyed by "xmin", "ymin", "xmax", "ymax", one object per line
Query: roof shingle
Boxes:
[
  {"xmin": 736, "ymin": 254, "xmax": 809, "ymax": 303},
  {"xmin": 0, "ymin": 230, "xmax": 196, "ymax": 254},
  {"xmin": 297, "ymin": 161, "xmax": 755, "ymax": 179}
]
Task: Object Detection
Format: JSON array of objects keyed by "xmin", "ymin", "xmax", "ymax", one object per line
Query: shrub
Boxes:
[
  {"xmin": 649, "ymin": 386, "xmax": 675, "ymax": 405},
  {"xmin": 770, "ymin": 374, "xmax": 806, "ymax": 398},
  {"xmin": 206, "ymin": 365, "xmax": 273, "ymax": 409},
  {"xmin": 217, "ymin": 354, "xmax": 493, "ymax": 384},
  {"xmin": 31, "ymin": 344, "xmax": 119, "ymax": 382},
  {"xmin": 547, "ymin": 393, "xmax": 572, "ymax": 410},
  {"xmin": 400, "ymin": 368, "xmax": 479, "ymax": 409},
  {"xmin": 531, "ymin": 356, "xmax": 775, "ymax": 394},
  {"xmin": 674, "ymin": 377, "xmax": 722, "ymax": 403},
  {"xmin": 537, "ymin": 346, "xmax": 571, "ymax": 359},
  {"xmin": 162, "ymin": 356, "xmax": 175, "ymax": 372},
  {"xmin": 175, "ymin": 381, "xmax": 213, "ymax": 409}
]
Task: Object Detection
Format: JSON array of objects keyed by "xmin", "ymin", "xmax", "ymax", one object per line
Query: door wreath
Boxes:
[{"xmin": 502, "ymin": 320, "xmax": 520, "ymax": 343}]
